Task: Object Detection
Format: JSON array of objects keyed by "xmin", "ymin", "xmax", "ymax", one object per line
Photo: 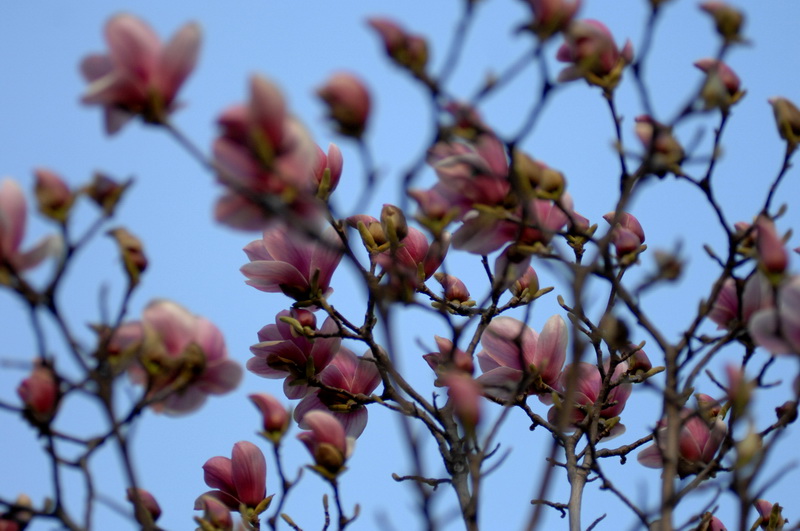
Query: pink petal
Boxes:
[
  {"xmin": 142, "ymin": 300, "xmax": 196, "ymax": 355},
  {"xmin": 105, "ymin": 14, "xmax": 159, "ymax": 82},
  {"xmin": 155, "ymin": 22, "xmax": 201, "ymax": 102},
  {"xmin": 202, "ymin": 456, "xmax": 234, "ymax": 493},
  {"xmin": 535, "ymin": 315, "xmax": 568, "ymax": 386},
  {"xmin": 231, "ymin": 441, "xmax": 266, "ymax": 507},
  {"xmin": 0, "ymin": 179, "xmax": 26, "ymax": 256},
  {"xmin": 480, "ymin": 317, "xmax": 537, "ymax": 371},
  {"xmin": 240, "ymin": 260, "xmax": 308, "ymax": 293},
  {"xmin": 637, "ymin": 443, "xmax": 663, "ymax": 468},
  {"xmin": 303, "ymin": 410, "xmax": 347, "ymax": 454},
  {"xmin": 198, "ymin": 359, "xmax": 243, "ymax": 395}
]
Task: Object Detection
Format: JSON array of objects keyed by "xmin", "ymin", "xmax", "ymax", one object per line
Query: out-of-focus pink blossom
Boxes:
[
  {"xmin": 195, "ymin": 495, "xmax": 233, "ymax": 531},
  {"xmin": 33, "ymin": 168, "xmax": 74, "ymax": 222},
  {"xmin": 638, "ymin": 408, "xmax": 727, "ymax": 477},
  {"xmin": 120, "ymin": 300, "xmax": 243, "ymax": 414},
  {"xmin": 294, "ymin": 349, "xmax": 381, "ymax": 438},
  {"xmin": 297, "ymin": 410, "xmax": 352, "ymax": 477},
  {"xmin": 0, "ymin": 179, "xmax": 60, "ymax": 276},
  {"xmin": 241, "ymin": 224, "xmax": 343, "ymax": 303},
  {"xmin": 317, "ymin": 73, "xmax": 371, "ymax": 138},
  {"xmin": 755, "ymin": 216, "xmax": 789, "ymax": 274},
  {"xmin": 700, "ymin": 2, "xmax": 744, "ymax": 43},
  {"xmin": 200, "ymin": 441, "xmax": 268, "ymax": 510},
  {"xmin": 213, "ymin": 75, "xmax": 320, "ymax": 230},
  {"xmin": 423, "ymin": 336, "xmax": 474, "ymax": 386},
  {"xmin": 634, "ymin": 116, "xmax": 685, "ymax": 176},
  {"xmin": 753, "ymin": 499, "xmax": 787, "ymax": 529},
  {"xmin": 694, "ymin": 59, "xmax": 744, "ymax": 111},
  {"xmin": 603, "ymin": 211, "xmax": 645, "ymax": 257},
  {"xmin": 551, "ymin": 361, "xmax": 631, "ymax": 423},
  {"xmin": 749, "ymin": 275, "xmax": 800, "ymax": 354},
  {"xmin": 249, "ymin": 393, "xmax": 290, "ymax": 440},
  {"xmin": 510, "ymin": 266, "xmax": 540, "ymax": 301},
  {"xmin": 556, "ymin": 20, "xmax": 633, "ymax": 90},
  {"xmin": 623, "ymin": 344, "xmax": 652, "ymax": 374},
  {"xmin": 80, "ymin": 14, "xmax": 200, "ymax": 133},
  {"xmin": 367, "ymin": 18, "xmax": 428, "ymax": 76},
  {"xmin": 476, "ymin": 315, "xmax": 567, "ymax": 401},
  {"xmin": 443, "ymin": 372, "xmax": 483, "ymax": 429},
  {"xmin": 522, "ymin": 0, "xmax": 581, "ymax": 40},
  {"xmin": 709, "ymin": 274, "xmax": 773, "ymax": 330},
  {"xmin": 699, "ymin": 514, "xmax": 727, "ymax": 531},
  {"xmin": 770, "ymin": 97, "xmax": 800, "ymax": 147},
  {"xmin": 248, "ymin": 309, "xmax": 341, "ymax": 398},
  {"xmin": 17, "ymin": 363, "xmax": 59, "ymax": 424},
  {"xmin": 126, "ymin": 488, "xmax": 162, "ymax": 525},
  {"xmin": 312, "ymin": 143, "xmax": 343, "ymax": 199}
]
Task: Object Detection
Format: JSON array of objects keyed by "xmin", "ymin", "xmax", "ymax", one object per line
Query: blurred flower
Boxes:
[
  {"xmin": 520, "ymin": 0, "xmax": 581, "ymax": 40},
  {"xmin": 249, "ymin": 393, "xmax": 291, "ymax": 441},
  {"xmin": 476, "ymin": 315, "xmax": 567, "ymax": 401},
  {"xmin": 695, "ymin": 513, "xmax": 727, "ymax": 531},
  {"xmin": 603, "ymin": 211, "xmax": 645, "ymax": 258},
  {"xmin": 17, "ymin": 363, "xmax": 59, "ymax": 425},
  {"xmin": 241, "ymin": 223, "xmax": 343, "ymax": 303},
  {"xmin": 638, "ymin": 408, "xmax": 727, "ymax": 478},
  {"xmin": 126, "ymin": 488, "xmax": 162, "ymax": 526},
  {"xmin": 200, "ymin": 441, "xmax": 268, "ymax": 511},
  {"xmin": 0, "ymin": 179, "xmax": 61, "ymax": 279},
  {"xmin": 294, "ymin": 349, "xmax": 380, "ymax": 438},
  {"xmin": 769, "ymin": 97, "xmax": 800, "ymax": 149},
  {"xmin": 317, "ymin": 73, "xmax": 371, "ymax": 138},
  {"xmin": 423, "ymin": 336, "xmax": 475, "ymax": 386},
  {"xmin": 33, "ymin": 168, "xmax": 73, "ymax": 222},
  {"xmin": 298, "ymin": 410, "xmax": 352, "ymax": 478},
  {"xmin": 248, "ymin": 309, "xmax": 341, "ymax": 398},
  {"xmin": 634, "ymin": 116, "xmax": 684, "ymax": 176},
  {"xmin": 80, "ymin": 14, "xmax": 200, "ymax": 133},
  {"xmin": 755, "ymin": 216, "xmax": 789, "ymax": 274},
  {"xmin": 694, "ymin": 59, "xmax": 744, "ymax": 111},
  {"xmin": 443, "ymin": 372, "xmax": 483, "ymax": 429},
  {"xmin": 367, "ymin": 18, "xmax": 428, "ymax": 77},
  {"xmin": 753, "ymin": 499, "xmax": 787, "ymax": 530},
  {"xmin": 700, "ymin": 2, "xmax": 744, "ymax": 44},
  {"xmin": 556, "ymin": 19, "xmax": 633, "ymax": 91},
  {"xmin": 213, "ymin": 75, "xmax": 320, "ymax": 230},
  {"xmin": 749, "ymin": 275, "xmax": 800, "ymax": 354},
  {"xmin": 119, "ymin": 300, "xmax": 243, "ymax": 414},
  {"xmin": 194, "ymin": 495, "xmax": 233, "ymax": 531}
]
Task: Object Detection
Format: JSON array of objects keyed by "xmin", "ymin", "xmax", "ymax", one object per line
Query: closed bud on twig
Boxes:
[
  {"xmin": 317, "ymin": 73, "xmax": 371, "ymax": 138},
  {"xmin": 108, "ymin": 227, "xmax": 148, "ymax": 287},
  {"xmin": 126, "ymin": 487, "xmax": 162, "ymax": 527},
  {"xmin": 700, "ymin": 2, "xmax": 745, "ymax": 44},
  {"xmin": 17, "ymin": 362, "xmax": 59, "ymax": 426},
  {"xmin": 249, "ymin": 393, "xmax": 291, "ymax": 442},
  {"xmin": 84, "ymin": 172, "xmax": 130, "ymax": 216},
  {"xmin": 380, "ymin": 204, "xmax": 408, "ymax": 245},
  {"xmin": 769, "ymin": 97, "xmax": 800, "ymax": 151},
  {"xmin": 34, "ymin": 168, "xmax": 74, "ymax": 222}
]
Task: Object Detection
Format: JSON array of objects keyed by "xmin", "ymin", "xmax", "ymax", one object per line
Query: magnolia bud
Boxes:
[
  {"xmin": 380, "ymin": 204, "xmax": 408, "ymax": 244},
  {"xmin": 34, "ymin": 168, "xmax": 73, "ymax": 222}
]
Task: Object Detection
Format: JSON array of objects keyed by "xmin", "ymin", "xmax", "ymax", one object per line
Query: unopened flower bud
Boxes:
[
  {"xmin": 34, "ymin": 168, "xmax": 74, "ymax": 222},
  {"xmin": 700, "ymin": 2, "xmax": 744, "ymax": 44},
  {"xmin": 195, "ymin": 495, "xmax": 233, "ymax": 531},
  {"xmin": 380, "ymin": 204, "xmax": 408, "ymax": 244},
  {"xmin": 317, "ymin": 73, "xmax": 371, "ymax": 138},
  {"xmin": 769, "ymin": 97, "xmax": 800, "ymax": 149},
  {"xmin": 108, "ymin": 227, "xmax": 148, "ymax": 287},
  {"xmin": 755, "ymin": 216, "xmax": 789, "ymax": 275},
  {"xmin": 17, "ymin": 363, "xmax": 59, "ymax": 424},
  {"xmin": 696, "ymin": 393, "xmax": 722, "ymax": 420},
  {"xmin": 249, "ymin": 393, "xmax": 290, "ymax": 441},
  {"xmin": 126, "ymin": 487, "xmax": 162, "ymax": 526},
  {"xmin": 434, "ymin": 273, "xmax": 471, "ymax": 303},
  {"xmin": 367, "ymin": 18, "xmax": 429, "ymax": 77},
  {"xmin": 84, "ymin": 172, "xmax": 130, "ymax": 216}
]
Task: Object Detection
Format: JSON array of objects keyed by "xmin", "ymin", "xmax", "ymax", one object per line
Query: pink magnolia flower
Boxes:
[
  {"xmin": 476, "ymin": 315, "xmax": 567, "ymax": 401},
  {"xmin": 248, "ymin": 309, "xmax": 341, "ymax": 398},
  {"xmin": 213, "ymin": 75, "xmax": 320, "ymax": 230},
  {"xmin": 549, "ymin": 361, "xmax": 632, "ymax": 429},
  {"xmin": 423, "ymin": 336, "xmax": 475, "ymax": 386},
  {"xmin": 700, "ymin": 2, "xmax": 744, "ymax": 43},
  {"xmin": 195, "ymin": 495, "xmax": 233, "ymax": 531},
  {"xmin": 556, "ymin": 20, "xmax": 633, "ymax": 89},
  {"xmin": 17, "ymin": 363, "xmax": 59, "ymax": 424},
  {"xmin": 80, "ymin": 14, "xmax": 200, "ymax": 134},
  {"xmin": 510, "ymin": 266, "xmax": 540, "ymax": 301},
  {"xmin": 0, "ymin": 179, "xmax": 60, "ymax": 275},
  {"xmin": 443, "ymin": 372, "xmax": 483, "ymax": 429},
  {"xmin": 753, "ymin": 499, "xmax": 787, "ymax": 529},
  {"xmin": 522, "ymin": 0, "xmax": 582, "ymax": 40},
  {"xmin": 199, "ymin": 441, "xmax": 267, "ymax": 510},
  {"xmin": 769, "ymin": 97, "xmax": 800, "ymax": 146},
  {"xmin": 126, "ymin": 488, "xmax": 162, "ymax": 525},
  {"xmin": 709, "ymin": 274, "xmax": 773, "ymax": 330},
  {"xmin": 312, "ymin": 143, "xmax": 343, "ymax": 199},
  {"xmin": 749, "ymin": 275, "xmax": 800, "ymax": 354},
  {"xmin": 120, "ymin": 300, "xmax": 243, "ymax": 414},
  {"xmin": 241, "ymin": 223, "xmax": 343, "ymax": 303},
  {"xmin": 34, "ymin": 168, "xmax": 74, "ymax": 222},
  {"xmin": 603, "ymin": 211, "xmax": 645, "ymax": 257},
  {"xmin": 367, "ymin": 18, "xmax": 428, "ymax": 76},
  {"xmin": 434, "ymin": 273, "xmax": 472, "ymax": 304},
  {"xmin": 638, "ymin": 408, "xmax": 727, "ymax": 478},
  {"xmin": 294, "ymin": 348, "xmax": 381, "ymax": 438},
  {"xmin": 755, "ymin": 216, "xmax": 789, "ymax": 274},
  {"xmin": 634, "ymin": 116, "xmax": 685, "ymax": 176},
  {"xmin": 317, "ymin": 73, "xmax": 371, "ymax": 138},
  {"xmin": 694, "ymin": 58, "xmax": 744, "ymax": 111},
  {"xmin": 249, "ymin": 393, "xmax": 291, "ymax": 440},
  {"xmin": 297, "ymin": 410, "xmax": 352, "ymax": 477}
]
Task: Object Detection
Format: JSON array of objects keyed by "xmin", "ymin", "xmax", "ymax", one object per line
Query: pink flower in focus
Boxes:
[
  {"xmin": 80, "ymin": 14, "xmax": 200, "ymax": 134},
  {"xmin": 241, "ymin": 224, "xmax": 343, "ymax": 303},
  {"xmin": 603, "ymin": 211, "xmax": 645, "ymax": 257},
  {"xmin": 434, "ymin": 273, "xmax": 472, "ymax": 305},
  {"xmin": 0, "ymin": 179, "xmax": 60, "ymax": 276},
  {"xmin": 248, "ymin": 309, "xmax": 341, "ymax": 398},
  {"xmin": 317, "ymin": 73, "xmax": 371, "ymax": 138},
  {"xmin": 199, "ymin": 441, "xmax": 267, "ymax": 510},
  {"xmin": 749, "ymin": 275, "xmax": 800, "ymax": 354},
  {"xmin": 213, "ymin": 75, "xmax": 320, "ymax": 230},
  {"xmin": 294, "ymin": 348, "xmax": 380, "ymax": 438},
  {"xmin": 312, "ymin": 143, "xmax": 343, "ymax": 199},
  {"xmin": 556, "ymin": 19, "xmax": 633, "ymax": 89},
  {"xmin": 638, "ymin": 408, "xmax": 727, "ymax": 478},
  {"xmin": 297, "ymin": 410, "xmax": 352, "ymax": 477},
  {"xmin": 476, "ymin": 315, "xmax": 567, "ymax": 401}
]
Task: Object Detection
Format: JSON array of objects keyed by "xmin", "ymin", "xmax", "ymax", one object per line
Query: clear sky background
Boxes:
[{"xmin": 1, "ymin": 1, "xmax": 799, "ymax": 530}]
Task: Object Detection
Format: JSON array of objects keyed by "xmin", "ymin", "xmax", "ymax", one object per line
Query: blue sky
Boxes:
[{"xmin": 1, "ymin": 1, "xmax": 799, "ymax": 530}]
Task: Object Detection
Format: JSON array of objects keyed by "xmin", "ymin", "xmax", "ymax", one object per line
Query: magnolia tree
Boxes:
[{"xmin": 1, "ymin": 1, "xmax": 799, "ymax": 530}]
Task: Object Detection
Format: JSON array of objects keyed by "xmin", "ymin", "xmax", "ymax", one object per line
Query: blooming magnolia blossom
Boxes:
[
  {"xmin": 80, "ymin": 14, "xmax": 200, "ymax": 133},
  {"xmin": 199, "ymin": 441, "xmax": 268, "ymax": 510},
  {"xmin": 0, "ymin": 179, "xmax": 60, "ymax": 277},
  {"xmin": 213, "ymin": 75, "xmax": 320, "ymax": 230},
  {"xmin": 476, "ymin": 315, "xmax": 567, "ymax": 401},
  {"xmin": 114, "ymin": 300, "xmax": 243, "ymax": 414},
  {"xmin": 638, "ymin": 408, "xmax": 727, "ymax": 478},
  {"xmin": 195, "ymin": 496, "xmax": 233, "ymax": 531},
  {"xmin": 556, "ymin": 19, "xmax": 633, "ymax": 89},
  {"xmin": 241, "ymin": 223, "xmax": 343, "ymax": 303},
  {"xmin": 248, "ymin": 309, "xmax": 341, "ymax": 398},
  {"xmin": 294, "ymin": 348, "xmax": 381, "ymax": 438},
  {"xmin": 297, "ymin": 410, "xmax": 353, "ymax": 477}
]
